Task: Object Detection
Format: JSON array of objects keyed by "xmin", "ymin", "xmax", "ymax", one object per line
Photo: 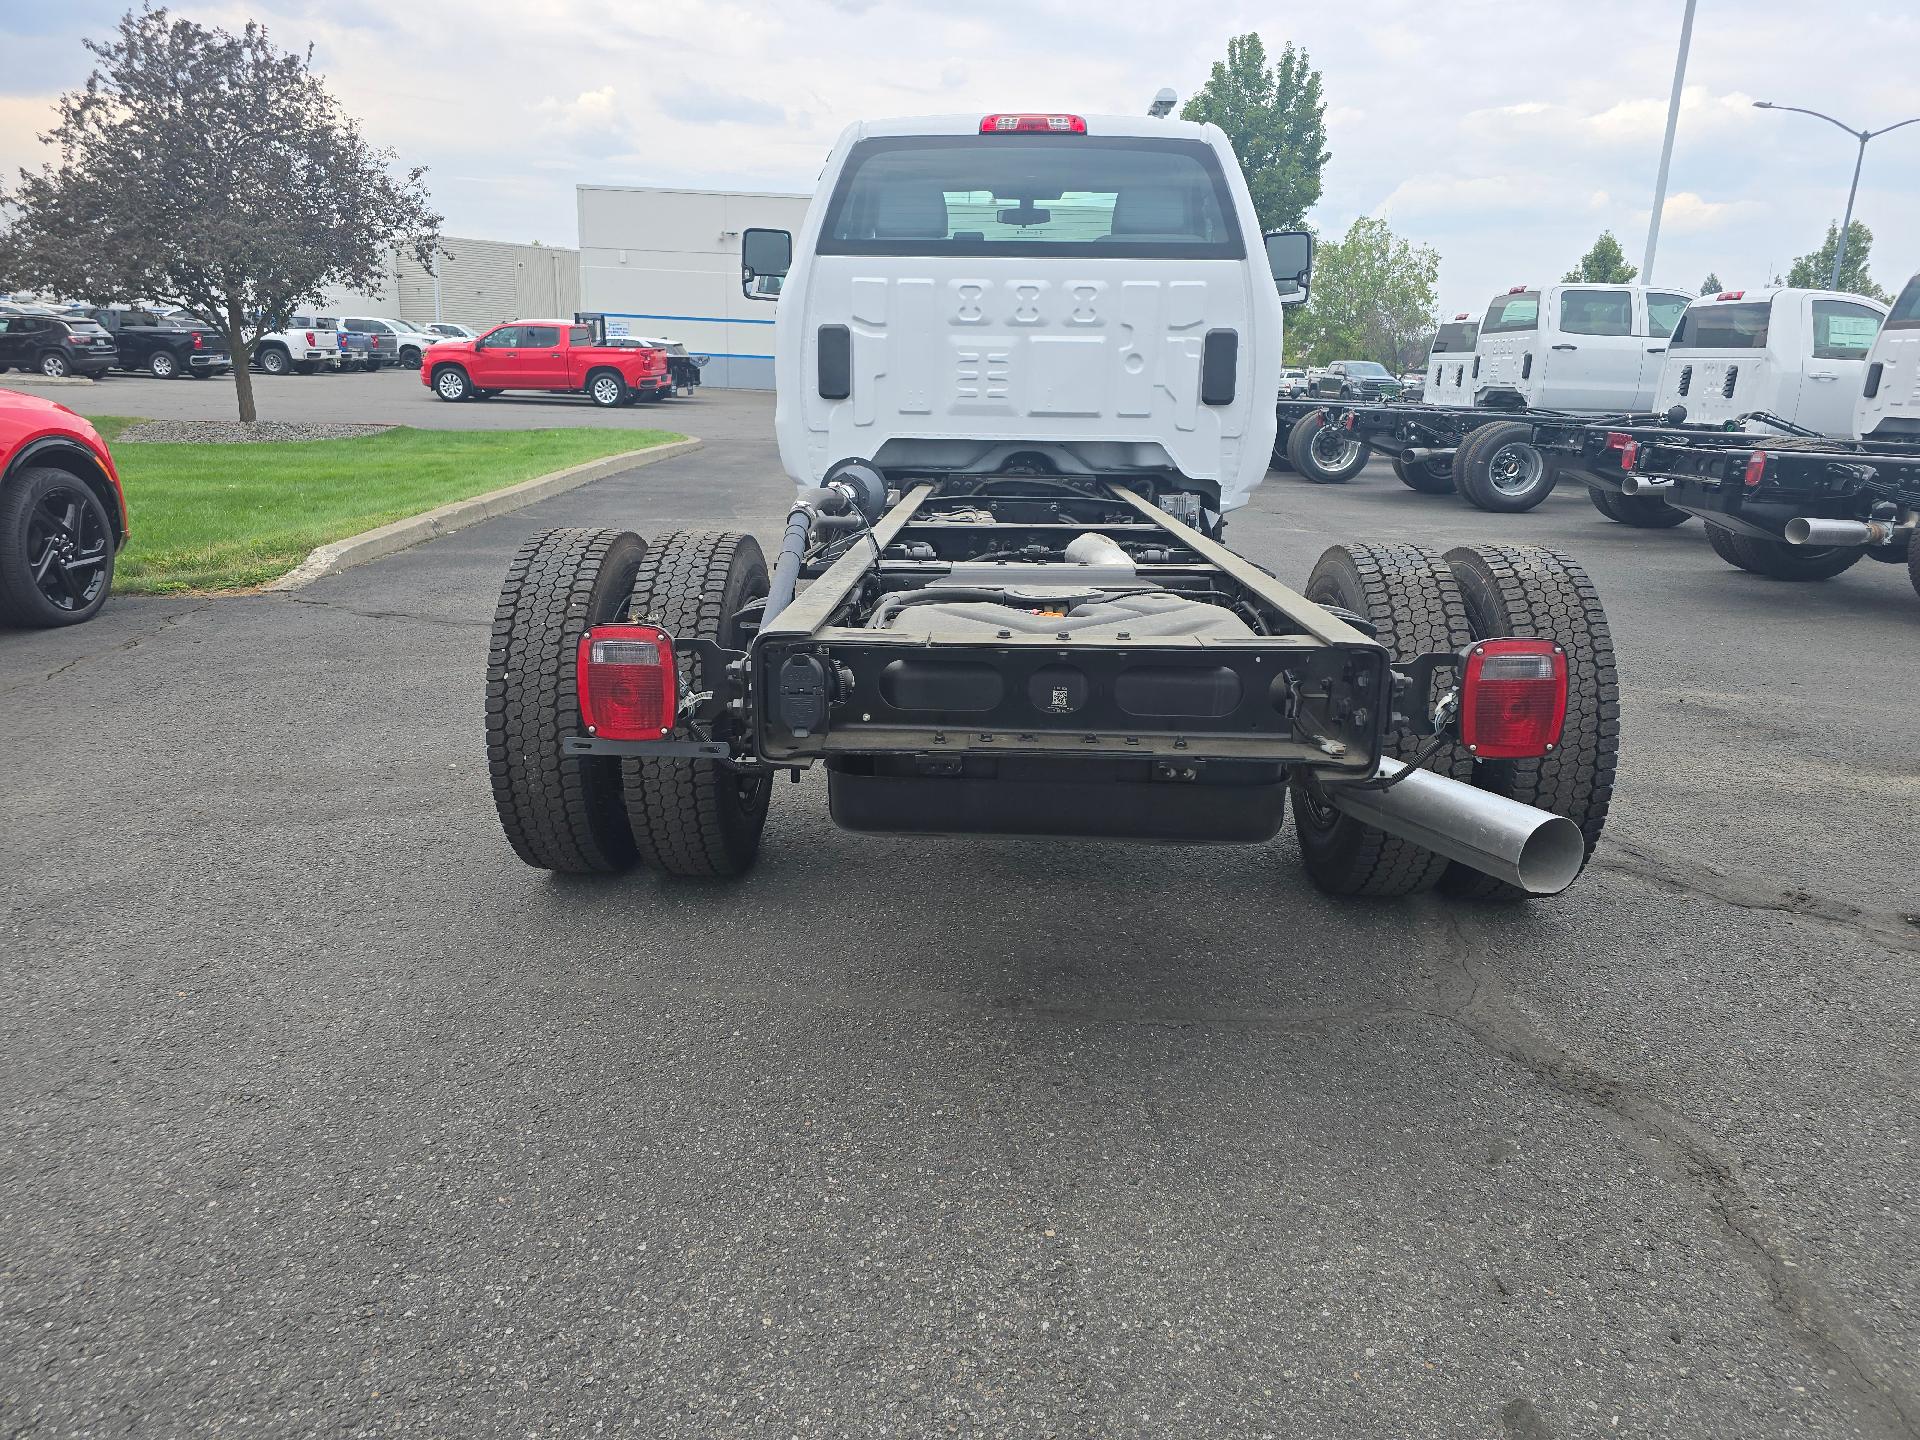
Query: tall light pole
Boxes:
[
  {"xmin": 1642, "ymin": 0, "xmax": 1698, "ymax": 282},
  {"xmin": 1753, "ymin": 101, "xmax": 1920, "ymax": 289}
]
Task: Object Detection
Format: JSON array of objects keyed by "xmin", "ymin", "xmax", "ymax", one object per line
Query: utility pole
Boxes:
[{"xmin": 1642, "ymin": 0, "xmax": 1698, "ymax": 283}]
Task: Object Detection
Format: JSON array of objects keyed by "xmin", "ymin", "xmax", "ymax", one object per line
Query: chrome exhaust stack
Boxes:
[
  {"xmin": 1326, "ymin": 759, "xmax": 1587, "ymax": 895},
  {"xmin": 1400, "ymin": 446, "xmax": 1456, "ymax": 466},
  {"xmin": 1620, "ymin": 474, "xmax": 1675, "ymax": 497},
  {"xmin": 1783, "ymin": 516, "xmax": 1901, "ymax": 548}
]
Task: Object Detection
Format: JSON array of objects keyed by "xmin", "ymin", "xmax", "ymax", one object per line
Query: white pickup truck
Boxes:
[{"xmin": 253, "ymin": 315, "xmax": 341, "ymax": 376}]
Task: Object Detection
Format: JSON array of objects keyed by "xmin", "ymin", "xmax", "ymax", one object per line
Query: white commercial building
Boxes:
[{"xmin": 577, "ymin": 184, "xmax": 811, "ymax": 389}]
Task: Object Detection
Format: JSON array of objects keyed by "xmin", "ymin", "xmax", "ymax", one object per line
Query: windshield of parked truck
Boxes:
[
  {"xmin": 820, "ymin": 135, "xmax": 1243, "ymax": 258},
  {"xmin": 1669, "ymin": 301, "xmax": 1770, "ymax": 351},
  {"xmin": 1481, "ymin": 292, "xmax": 1540, "ymax": 334},
  {"xmin": 1884, "ymin": 276, "xmax": 1920, "ymax": 331},
  {"xmin": 1344, "ymin": 361, "xmax": 1391, "ymax": 377},
  {"xmin": 1431, "ymin": 322, "xmax": 1477, "ymax": 353}
]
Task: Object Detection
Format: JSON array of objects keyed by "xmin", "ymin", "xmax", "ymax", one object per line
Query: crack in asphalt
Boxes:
[
  {"xmin": 1597, "ymin": 839, "xmax": 1920, "ymax": 958},
  {"xmin": 1430, "ymin": 912, "xmax": 1918, "ymax": 1440},
  {"xmin": 0, "ymin": 603, "xmax": 212, "ymax": 698},
  {"xmin": 276, "ymin": 594, "xmax": 489, "ymax": 629}
]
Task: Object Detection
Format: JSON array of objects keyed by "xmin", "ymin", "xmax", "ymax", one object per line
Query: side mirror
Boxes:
[
  {"xmin": 1265, "ymin": 230, "xmax": 1313, "ymax": 306},
  {"xmin": 742, "ymin": 227, "xmax": 792, "ymax": 301}
]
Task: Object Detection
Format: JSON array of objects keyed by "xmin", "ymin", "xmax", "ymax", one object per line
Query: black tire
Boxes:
[
  {"xmin": 365, "ymin": 356, "xmax": 383, "ymax": 372},
  {"xmin": 1703, "ymin": 523, "xmax": 1862, "ymax": 580},
  {"xmin": 1587, "ymin": 485, "xmax": 1690, "ymax": 528},
  {"xmin": 257, "ymin": 346, "xmax": 290, "ymax": 376},
  {"xmin": 148, "ymin": 349, "xmax": 179, "ymax": 379},
  {"xmin": 586, "ymin": 369, "xmax": 629, "ymax": 408},
  {"xmin": 1909, "ymin": 528, "xmax": 1920, "ymax": 602},
  {"xmin": 293, "ymin": 361, "xmax": 318, "ymax": 376},
  {"xmin": 432, "ymin": 365, "xmax": 471, "ymax": 402},
  {"xmin": 622, "ymin": 531, "xmax": 773, "ymax": 878},
  {"xmin": 399, "ymin": 346, "xmax": 422, "ymax": 369},
  {"xmin": 1290, "ymin": 543, "xmax": 1475, "ymax": 897},
  {"xmin": 1439, "ymin": 546, "xmax": 1618, "ymax": 900},
  {"xmin": 38, "ymin": 351, "xmax": 71, "ymax": 379},
  {"xmin": 1270, "ymin": 422, "xmax": 1294, "ymax": 471},
  {"xmin": 1391, "ymin": 454, "xmax": 1456, "ymax": 494},
  {"xmin": 485, "ymin": 528, "xmax": 647, "ymax": 874},
  {"xmin": 1287, "ymin": 411, "xmax": 1368, "ymax": 483},
  {"xmin": 0, "ymin": 466, "xmax": 115, "ymax": 628},
  {"xmin": 1457, "ymin": 421, "xmax": 1556, "ymax": 512}
]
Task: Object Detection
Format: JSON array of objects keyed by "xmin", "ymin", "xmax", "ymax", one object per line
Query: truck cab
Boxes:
[
  {"xmin": 1655, "ymin": 287, "xmax": 1886, "ymax": 436},
  {"xmin": 1471, "ymin": 283, "xmax": 1692, "ymax": 412},
  {"xmin": 1854, "ymin": 273, "xmax": 1919, "ymax": 443},
  {"xmin": 1424, "ymin": 313, "xmax": 1479, "ymax": 408},
  {"xmin": 738, "ymin": 112, "xmax": 1294, "ymax": 519}
]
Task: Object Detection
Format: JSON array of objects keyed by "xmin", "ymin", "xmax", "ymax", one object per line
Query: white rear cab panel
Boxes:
[{"xmin": 771, "ymin": 116, "xmax": 1281, "ymax": 511}]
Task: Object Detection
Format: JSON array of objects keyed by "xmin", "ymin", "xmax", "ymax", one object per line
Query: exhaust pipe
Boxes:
[
  {"xmin": 1400, "ymin": 446, "xmax": 1456, "ymax": 466},
  {"xmin": 1620, "ymin": 474, "xmax": 1675, "ymax": 496},
  {"xmin": 1326, "ymin": 759, "xmax": 1586, "ymax": 895},
  {"xmin": 1783, "ymin": 516, "xmax": 1899, "ymax": 548}
]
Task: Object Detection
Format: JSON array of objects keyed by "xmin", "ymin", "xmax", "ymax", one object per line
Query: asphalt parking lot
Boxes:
[{"xmin": 2, "ymin": 390, "xmax": 1916, "ymax": 1437}]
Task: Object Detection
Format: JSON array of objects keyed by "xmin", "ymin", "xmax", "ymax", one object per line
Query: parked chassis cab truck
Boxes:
[
  {"xmin": 485, "ymin": 113, "xmax": 1622, "ymax": 900},
  {"xmin": 1560, "ymin": 279, "xmax": 1919, "ymax": 597},
  {"xmin": 1276, "ymin": 282, "xmax": 1692, "ymax": 508},
  {"xmin": 425, "ymin": 318, "xmax": 672, "ymax": 406}
]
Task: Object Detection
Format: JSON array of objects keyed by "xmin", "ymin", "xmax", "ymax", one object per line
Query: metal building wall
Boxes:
[
  {"xmin": 576, "ymin": 185, "xmax": 812, "ymax": 389},
  {"xmin": 320, "ymin": 237, "xmax": 580, "ymax": 330}
]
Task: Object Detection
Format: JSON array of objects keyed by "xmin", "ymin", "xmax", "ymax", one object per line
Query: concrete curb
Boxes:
[
  {"xmin": 263, "ymin": 436, "xmax": 702, "ymax": 592},
  {"xmin": 0, "ymin": 373, "xmax": 100, "ymax": 387}
]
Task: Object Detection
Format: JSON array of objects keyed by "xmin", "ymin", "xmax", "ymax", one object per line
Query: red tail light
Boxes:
[
  {"xmin": 1508, "ymin": 285, "xmax": 1529, "ymax": 294},
  {"xmin": 1603, "ymin": 431, "xmax": 1639, "ymax": 469},
  {"xmin": 1743, "ymin": 451, "xmax": 1768, "ymax": 488},
  {"xmin": 305, "ymin": 331, "xmax": 316, "ymax": 346},
  {"xmin": 980, "ymin": 113, "xmax": 1086, "ymax": 134},
  {"xmin": 576, "ymin": 624, "xmax": 676, "ymax": 740},
  {"xmin": 1715, "ymin": 290, "xmax": 1745, "ymax": 301},
  {"xmin": 193, "ymin": 331, "xmax": 204, "ymax": 349},
  {"xmin": 1460, "ymin": 639, "xmax": 1567, "ymax": 759}
]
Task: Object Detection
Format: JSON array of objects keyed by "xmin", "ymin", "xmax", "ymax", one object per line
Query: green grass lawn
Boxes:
[{"xmin": 96, "ymin": 421, "xmax": 683, "ymax": 592}]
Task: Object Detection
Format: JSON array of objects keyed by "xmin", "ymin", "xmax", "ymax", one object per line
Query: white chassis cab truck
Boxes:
[
  {"xmin": 1280, "ymin": 283, "xmax": 1693, "ymax": 507},
  {"xmin": 483, "ymin": 112, "xmax": 1621, "ymax": 902},
  {"xmin": 1424, "ymin": 311, "xmax": 1482, "ymax": 411}
]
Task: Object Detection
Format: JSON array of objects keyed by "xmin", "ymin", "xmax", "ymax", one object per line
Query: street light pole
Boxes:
[
  {"xmin": 1642, "ymin": 0, "xmax": 1697, "ymax": 282},
  {"xmin": 1753, "ymin": 101, "xmax": 1920, "ymax": 290}
]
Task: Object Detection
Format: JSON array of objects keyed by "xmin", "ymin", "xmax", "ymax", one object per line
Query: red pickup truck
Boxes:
[{"xmin": 422, "ymin": 320, "xmax": 671, "ymax": 407}]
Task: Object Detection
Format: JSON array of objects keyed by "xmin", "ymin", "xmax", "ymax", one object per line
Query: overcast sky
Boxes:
[{"xmin": 5, "ymin": 0, "xmax": 1917, "ymax": 316}]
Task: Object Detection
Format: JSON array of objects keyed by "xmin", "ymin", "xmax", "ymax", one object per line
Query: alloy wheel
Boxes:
[{"xmin": 26, "ymin": 486, "xmax": 109, "ymax": 612}]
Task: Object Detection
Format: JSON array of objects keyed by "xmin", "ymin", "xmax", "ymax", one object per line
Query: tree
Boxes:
[
  {"xmin": 1181, "ymin": 32, "xmax": 1329, "ymax": 232},
  {"xmin": 1785, "ymin": 220, "xmax": 1889, "ymax": 301},
  {"xmin": 0, "ymin": 7, "xmax": 440, "ymax": 422},
  {"xmin": 1287, "ymin": 216, "xmax": 1440, "ymax": 371},
  {"xmin": 1700, "ymin": 272, "xmax": 1722, "ymax": 295},
  {"xmin": 1562, "ymin": 231, "xmax": 1637, "ymax": 284}
]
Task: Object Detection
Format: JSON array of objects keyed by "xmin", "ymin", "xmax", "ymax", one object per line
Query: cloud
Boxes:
[{"xmin": 1639, "ymin": 191, "xmax": 1766, "ymax": 235}]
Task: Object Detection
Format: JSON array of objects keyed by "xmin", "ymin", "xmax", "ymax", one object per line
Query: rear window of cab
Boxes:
[
  {"xmin": 1882, "ymin": 276, "xmax": 1920, "ymax": 331},
  {"xmin": 1670, "ymin": 301, "xmax": 1771, "ymax": 351},
  {"xmin": 818, "ymin": 135, "xmax": 1244, "ymax": 259},
  {"xmin": 1480, "ymin": 293, "xmax": 1540, "ymax": 334},
  {"xmin": 1431, "ymin": 322, "xmax": 1478, "ymax": 352}
]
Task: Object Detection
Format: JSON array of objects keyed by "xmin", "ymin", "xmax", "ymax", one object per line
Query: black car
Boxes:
[
  {"xmin": 0, "ymin": 314, "xmax": 119, "ymax": 378},
  {"xmin": 85, "ymin": 306, "xmax": 232, "ymax": 379},
  {"xmin": 1309, "ymin": 360, "xmax": 1403, "ymax": 402}
]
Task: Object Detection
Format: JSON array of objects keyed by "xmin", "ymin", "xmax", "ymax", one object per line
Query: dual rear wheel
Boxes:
[
  {"xmin": 486, "ymin": 526, "xmax": 772, "ymax": 878},
  {"xmin": 1290, "ymin": 541, "xmax": 1617, "ymax": 901}
]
